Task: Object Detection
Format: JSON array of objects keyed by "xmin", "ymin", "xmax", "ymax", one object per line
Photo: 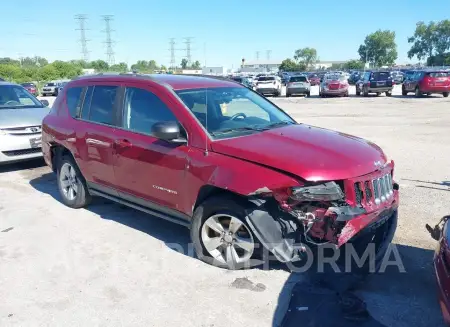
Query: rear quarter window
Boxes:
[{"xmin": 66, "ymin": 87, "xmax": 84, "ymax": 118}]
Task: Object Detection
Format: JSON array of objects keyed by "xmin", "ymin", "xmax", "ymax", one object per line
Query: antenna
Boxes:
[{"xmin": 75, "ymin": 14, "xmax": 90, "ymax": 61}]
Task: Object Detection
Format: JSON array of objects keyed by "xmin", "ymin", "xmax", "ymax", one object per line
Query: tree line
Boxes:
[
  {"xmin": 279, "ymin": 19, "xmax": 450, "ymax": 72},
  {"xmin": 0, "ymin": 57, "xmax": 202, "ymax": 85}
]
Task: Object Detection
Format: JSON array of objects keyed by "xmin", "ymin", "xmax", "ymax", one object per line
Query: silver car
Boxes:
[
  {"xmin": 286, "ymin": 75, "xmax": 311, "ymax": 97},
  {"xmin": 41, "ymin": 82, "xmax": 62, "ymax": 96},
  {"xmin": 0, "ymin": 82, "xmax": 50, "ymax": 164}
]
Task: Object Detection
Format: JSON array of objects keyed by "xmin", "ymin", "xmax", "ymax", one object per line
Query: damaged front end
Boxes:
[{"xmin": 245, "ymin": 162, "xmax": 399, "ymax": 263}]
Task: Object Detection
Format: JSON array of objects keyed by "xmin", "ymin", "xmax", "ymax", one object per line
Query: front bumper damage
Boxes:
[{"xmin": 244, "ymin": 163, "xmax": 399, "ymax": 263}]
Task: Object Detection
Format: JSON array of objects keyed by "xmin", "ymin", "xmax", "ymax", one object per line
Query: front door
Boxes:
[{"xmin": 112, "ymin": 84, "xmax": 189, "ymax": 215}]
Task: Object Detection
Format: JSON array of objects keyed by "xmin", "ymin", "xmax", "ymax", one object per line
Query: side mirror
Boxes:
[
  {"xmin": 40, "ymin": 99, "xmax": 50, "ymax": 107},
  {"xmin": 151, "ymin": 121, "xmax": 186, "ymax": 143}
]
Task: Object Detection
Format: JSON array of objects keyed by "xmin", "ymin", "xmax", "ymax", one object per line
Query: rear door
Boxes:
[{"xmin": 75, "ymin": 83, "xmax": 121, "ymax": 193}]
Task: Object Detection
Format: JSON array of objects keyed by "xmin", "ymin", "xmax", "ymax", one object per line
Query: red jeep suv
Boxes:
[{"xmin": 42, "ymin": 73, "xmax": 399, "ymax": 269}]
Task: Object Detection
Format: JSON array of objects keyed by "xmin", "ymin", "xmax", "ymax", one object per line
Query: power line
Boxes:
[
  {"xmin": 255, "ymin": 51, "xmax": 260, "ymax": 60},
  {"xmin": 75, "ymin": 14, "xmax": 90, "ymax": 62},
  {"xmin": 101, "ymin": 15, "xmax": 115, "ymax": 66},
  {"xmin": 183, "ymin": 37, "xmax": 194, "ymax": 65}
]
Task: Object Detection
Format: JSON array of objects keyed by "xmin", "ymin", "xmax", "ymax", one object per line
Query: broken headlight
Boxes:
[{"xmin": 290, "ymin": 182, "xmax": 344, "ymax": 202}]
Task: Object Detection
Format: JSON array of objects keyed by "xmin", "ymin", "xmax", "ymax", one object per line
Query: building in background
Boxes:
[
  {"xmin": 240, "ymin": 60, "xmax": 282, "ymax": 74},
  {"xmin": 312, "ymin": 61, "xmax": 347, "ymax": 70},
  {"xmin": 81, "ymin": 68, "xmax": 96, "ymax": 75},
  {"xmin": 202, "ymin": 66, "xmax": 225, "ymax": 75}
]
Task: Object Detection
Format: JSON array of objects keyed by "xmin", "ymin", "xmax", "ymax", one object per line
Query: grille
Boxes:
[
  {"xmin": 2, "ymin": 148, "xmax": 42, "ymax": 157},
  {"xmin": 354, "ymin": 172, "xmax": 393, "ymax": 205},
  {"xmin": 2, "ymin": 126, "xmax": 41, "ymax": 135}
]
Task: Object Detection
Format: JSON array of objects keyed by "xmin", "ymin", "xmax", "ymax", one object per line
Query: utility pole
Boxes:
[
  {"xmin": 169, "ymin": 38, "xmax": 176, "ymax": 70},
  {"xmin": 75, "ymin": 14, "xmax": 90, "ymax": 62},
  {"xmin": 102, "ymin": 15, "xmax": 115, "ymax": 66},
  {"xmin": 266, "ymin": 50, "xmax": 272, "ymax": 60},
  {"xmin": 183, "ymin": 37, "xmax": 194, "ymax": 65},
  {"xmin": 256, "ymin": 51, "xmax": 260, "ymax": 60}
]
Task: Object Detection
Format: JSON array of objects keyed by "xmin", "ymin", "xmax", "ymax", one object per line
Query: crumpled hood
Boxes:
[
  {"xmin": 0, "ymin": 107, "xmax": 48, "ymax": 129},
  {"xmin": 211, "ymin": 124, "xmax": 387, "ymax": 181}
]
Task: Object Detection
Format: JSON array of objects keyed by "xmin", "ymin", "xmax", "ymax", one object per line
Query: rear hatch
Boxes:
[
  {"xmin": 256, "ymin": 76, "xmax": 276, "ymax": 88},
  {"xmin": 421, "ymin": 71, "xmax": 450, "ymax": 91},
  {"xmin": 369, "ymin": 72, "xmax": 393, "ymax": 89},
  {"xmin": 43, "ymin": 83, "xmax": 56, "ymax": 92},
  {"xmin": 288, "ymin": 76, "xmax": 309, "ymax": 88}
]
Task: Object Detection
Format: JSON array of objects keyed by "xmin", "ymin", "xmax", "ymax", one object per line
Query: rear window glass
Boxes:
[
  {"xmin": 426, "ymin": 72, "xmax": 449, "ymax": 78},
  {"xmin": 45, "ymin": 83, "xmax": 56, "ymax": 87},
  {"xmin": 258, "ymin": 76, "xmax": 275, "ymax": 81},
  {"xmin": 66, "ymin": 87, "xmax": 83, "ymax": 118},
  {"xmin": 371, "ymin": 72, "xmax": 391, "ymax": 80},
  {"xmin": 21, "ymin": 83, "xmax": 35, "ymax": 87},
  {"xmin": 232, "ymin": 77, "xmax": 242, "ymax": 82},
  {"xmin": 289, "ymin": 76, "xmax": 307, "ymax": 82}
]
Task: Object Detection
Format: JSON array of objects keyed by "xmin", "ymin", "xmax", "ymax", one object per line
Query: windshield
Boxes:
[
  {"xmin": 0, "ymin": 85, "xmax": 44, "ymax": 109},
  {"xmin": 325, "ymin": 74, "xmax": 343, "ymax": 81},
  {"xmin": 176, "ymin": 87, "xmax": 295, "ymax": 139},
  {"xmin": 257, "ymin": 76, "xmax": 275, "ymax": 81},
  {"xmin": 371, "ymin": 72, "xmax": 391, "ymax": 80},
  {"xmin": 289, "ymin": 76, "xmax": 308, "ymax": 82},
  {"xmin": 427, "ymin": 72, "xmax": 449, "ymax": 78}
]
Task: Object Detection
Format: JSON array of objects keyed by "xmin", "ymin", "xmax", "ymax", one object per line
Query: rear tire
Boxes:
[
  {"xmin": 363, "ymin": 87, "xmax": 369, "ymax": 97},
  {"xmin": 57, "ymin": 155, "xmax": 92, "ymax": 209},
  {"xmin": 305, "ymin": 91, "xmax": 310, "ymax": 97},
  {"xmin": 443, "ymin": 92, "xmax": 449, "ymax": 98},
  {"xmin": 386, "ymin": 90, "xmax": 392, "ymax": 97},
  {"xmin": 356, "ymin": 88, "xmax": 361, "ymax": 96},
  {"xmin": 191, "ymin": 195, "xmax": 261, "ymax": 270},
  {"xmin": 286, "ymin": 93, "xmax": 290, "ymax": 97}
]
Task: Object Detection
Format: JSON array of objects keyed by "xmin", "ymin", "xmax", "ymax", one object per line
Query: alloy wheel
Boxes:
[
  {"xmin": 201, "ymin": 214, "xmax": 255, "ymax": 267},
  {"xmin": 59, "ymin": 163, "xmax": 79, "ymax": 201}
]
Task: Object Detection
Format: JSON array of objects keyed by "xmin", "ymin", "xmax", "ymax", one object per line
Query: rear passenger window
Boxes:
[
  {"xmin": 123, "ymin": 87, "xmax": 177, "ymax": 135},
  {"xmin": 86, "ymin": 86, "xmax": 118, "ymax": 125},
  {"xmin": 66, "ymin": 87, "xmax": 83, "ymax": 118}
]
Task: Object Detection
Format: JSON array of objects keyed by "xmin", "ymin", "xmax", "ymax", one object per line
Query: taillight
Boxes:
[{"xmin": 423, "ymin": 76, "xmax": 432, "ymax": 84}]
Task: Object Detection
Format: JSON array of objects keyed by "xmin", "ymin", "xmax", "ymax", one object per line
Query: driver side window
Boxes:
[{"xmin": 122, "ymin": 87, "xmax": 179, "ymax": 136}]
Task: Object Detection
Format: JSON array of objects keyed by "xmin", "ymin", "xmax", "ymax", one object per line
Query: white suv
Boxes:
[{"xmin": 255, "ymin": 76, "xmax": 282, "ymax": 97}]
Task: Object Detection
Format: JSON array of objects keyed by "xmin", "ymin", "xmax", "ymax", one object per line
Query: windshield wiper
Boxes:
[
  {"xmin": 210, "ymin": 126, "xmax": 266, "ymax": 136},
  {"xmin": 265, "ymin": 121, "xmax": 295, "ymax": 129}
]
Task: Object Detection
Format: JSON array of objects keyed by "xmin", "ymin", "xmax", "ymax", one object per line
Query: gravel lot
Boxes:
[{"xmin": 1, "ymin": 85, "xmax": 449, "ymax": 326}]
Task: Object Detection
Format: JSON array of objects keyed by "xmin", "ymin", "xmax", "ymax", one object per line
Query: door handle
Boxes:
[{"xmin": 114, "ymin": 139, "xmax": 132, "ymax": 149}]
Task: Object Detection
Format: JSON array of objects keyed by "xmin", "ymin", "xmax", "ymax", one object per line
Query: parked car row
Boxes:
[{"xmin": 15, "ymin": 81, "xmax": 69, "ymax": 97}]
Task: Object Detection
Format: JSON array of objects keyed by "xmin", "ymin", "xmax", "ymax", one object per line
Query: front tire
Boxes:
[
  {"xmin": 191, "ymin": 195, "xmax": 260, "ymax": 270},
  {"xmin": 402, "ymin": 86, "xmax": 407, "ymax": 96},
  {"xmin": 415, "ymin": 86, "xmax": 422, "ymax": 98},
  {"xmin": 57, "ymin": 155, "xmax": 91, "ymax": 209},
  {"xmin": 386, "ymin": 90, "xmax": 392, "ymax": 97},
  {"xmin": 443, "ymin": 92, "xmax": 449, "ymax": 98}
]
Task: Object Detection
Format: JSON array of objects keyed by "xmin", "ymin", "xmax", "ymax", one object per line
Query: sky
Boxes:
[{"xmin": 1, "ymin": 0, "xmax": 449, "ymax": 69}]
